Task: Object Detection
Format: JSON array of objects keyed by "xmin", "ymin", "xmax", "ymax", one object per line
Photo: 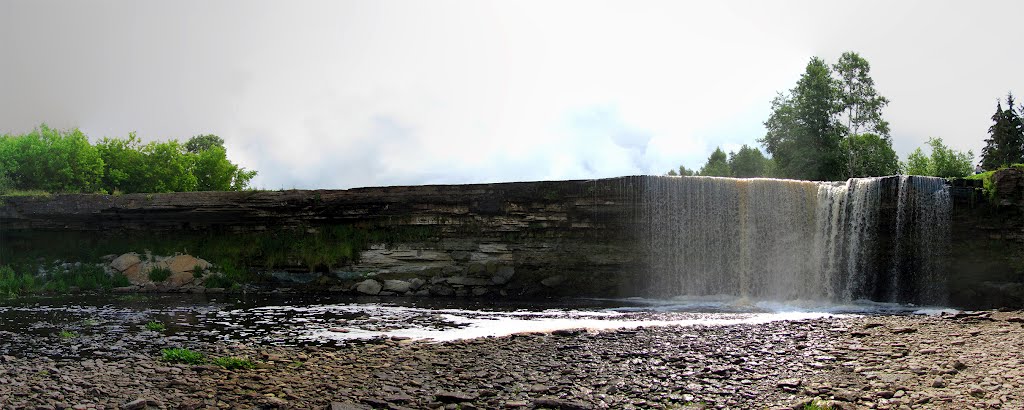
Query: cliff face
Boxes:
[
  {"xmin": 948, "ymin": 168, "xmax": 1024, "ymax": 309},
  {"xmin": 0, "ymin": 178, "xmax": 647, "ymax": 297},
  {"xmin": 2, "ymin": 171, "xmax": 1022, "ymax": 307}
]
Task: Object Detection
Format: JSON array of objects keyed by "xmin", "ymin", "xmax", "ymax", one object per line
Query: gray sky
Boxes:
[{"xmin": 1, "ymin": 0, "xmax": 1021, "ymax": 188}]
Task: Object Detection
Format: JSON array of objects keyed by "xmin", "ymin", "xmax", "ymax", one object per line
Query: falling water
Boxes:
[{"xmin": 640, "ymin": 175, "xmax": 951, "ymax": 305}]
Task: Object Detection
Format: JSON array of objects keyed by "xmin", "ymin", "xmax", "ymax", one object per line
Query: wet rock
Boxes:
[
  {"xmin": 382, "ymin": 280, "xmax": 412, "ymax": 293},
  {"xmin": 540, "ymin": 275, "xmax": 565, "ymax": 287},
  {"xmin": 435, "ymin": 391, "xmax": 478, "ymax": 402},
  {"xmin": 354, "ymin": 279, "xmax": 382, "ymax": 295}
]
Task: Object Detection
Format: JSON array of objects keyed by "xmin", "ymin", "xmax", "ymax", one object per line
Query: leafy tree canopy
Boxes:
[
  {"xmin": 903, "ymin": 137, "xmax": 973, "ymax": 178},
  {"xmin": 698, "ymin": 148, "xmax": 731, "ymax": 177},
  {"xmin": 1, "ymin": 125, "xmax": 257, "ymax": 194},
  {"xmin": 842, "ymin": 133, "xmax": 900, "ymax": 177}
]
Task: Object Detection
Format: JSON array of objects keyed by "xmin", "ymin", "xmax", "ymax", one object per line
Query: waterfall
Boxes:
[{"xmin": 640, "ymin": 175, "xmax": 951, "ymax": 305}]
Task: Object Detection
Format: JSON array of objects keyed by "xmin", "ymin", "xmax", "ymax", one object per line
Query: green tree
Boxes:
[
  {"xmin": 980, "ymin": 93, "xmax": 1024, "ymax": 170},
  {"xmin": 185, "ymin": 134, "xmax": 225, "ymax": 154},
  {"xmin": 833, "ymin": 52, "xmax": 890, "ymax": 137},
  {"xmin": 0, "ymin": 125, "xmax": 104, "ymax": 193},
  {"xmin": 903, "ymin": 137, "xmax": 973, "ymax": 178},
  {"xmin": 698, "ymin": 148, "xmax": 731, "ymax": 177},
  {"xmin": 760, "ymin": 57, "xmax": 847, "ymax": 181},
  {"xmin": 96, "ymin": 133, "xmax": 147, "ymax": 194},
  {"xmin": 727, "ymin": 145, "xmax": 770, "ymax": 178},
  {"xmin": 842, "ymin": 133, "xmax": 900, "ymax": 177},
  {"xmin": 666, "ymin": 165, "xmax": 696, "ymax": 176}
]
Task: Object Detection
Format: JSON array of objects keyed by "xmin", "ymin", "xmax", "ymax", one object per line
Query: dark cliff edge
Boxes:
[
  {"xmin": 948, "ymin": 168, "xmax": 1024, "ymax": 309},
  {"xmin": 1, "ymin": 171, "xmax": 1022, "ymax": 308}
]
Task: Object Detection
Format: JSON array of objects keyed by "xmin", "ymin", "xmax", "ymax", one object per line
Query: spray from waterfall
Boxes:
[{"xmin": 640, "ymin": 175, "xmax": 951, "ymax": 305}]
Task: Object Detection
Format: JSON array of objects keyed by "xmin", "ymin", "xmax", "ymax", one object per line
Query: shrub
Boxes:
[
  {"xmin": 148, "ymin": 267, "xmax": 172, "ymax": 282},
  {"xmin": 145, "ymin": 321, "xmax": 165, "ymax": 331},
  {"xmin": 160, "ymin": 348, "xmax": 205, "ymax": 364},
  {"xmin": 58, "ymin": 330, "xmax": 78, "ymax": 339},
  {"xmin": 211, "ymin": 357, "xmax": 256, "ymax": 370}
]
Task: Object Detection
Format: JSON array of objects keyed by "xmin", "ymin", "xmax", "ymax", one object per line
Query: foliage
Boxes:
[
  {"xmin": 904, "ymin": 137, "xmax": 974, "ymax": 178},
  {"xmin": 666, "ymin": 165, "xmax": 695, "ymax": 176},
  {"xmin": 211, "ymin": 356, "xmax": 256, "ymax": 370},
  {"xmin": 148, "ymin": 267, "xmax": 172, "ymax": 282},
  {"xmin": 728, "ymin": 145, "xmax": 772, "ymax": 178},
  {"xmin": 0, "ymin": 125, "xmax": 104, "ymax": 193},
  {"xmin": 0, "ymin": 265, "xmax": 36, "ymax": 298},
  {"xmin": 1, "ymin": 125, "xmax": 257, "ymax": 194},
  {"xmin": 160, "ymin": 348, "xmax": 206, "ymax": 365},
  {"xmin": 145, "ymin": 321, "xmax": 166, "ymax": 331},
  {"xmin": 0, "ymin": 263, "xmax": 129, "ymax": 297},
  {"xmin": 966, "ymin": 163, "xmax": 1024, "ymax": 201},
  {"xmin": 842, "ymin": 133, "xmax": 901, "ymax": 177},
  {"xmin": 833, "ymin": 52, "xmax": 890, "ymax": 137},
  {"xmin": 698, "ymin": 148, "xmax": 731, "ymax": 177},
  {"xmin": 58, "ymin": 330, "xmax": 78, "ymax": 339},
  {"xmin": 760, "ymin": 57, "xmax": 848, "ymax": 181},
  {"xmin": 980, "ymin": 93, "xmax": 1024, "ymax": 170}
]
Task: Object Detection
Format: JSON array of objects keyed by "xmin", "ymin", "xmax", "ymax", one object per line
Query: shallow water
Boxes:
[{"xmin": 0, "ymin": 293, "xmax": 953, "ymax": 347}]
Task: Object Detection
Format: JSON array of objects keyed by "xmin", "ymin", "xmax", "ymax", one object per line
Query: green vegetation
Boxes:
[
  {"xmin": 159, "ymin": 348, "xmax": 256, "ymax": 370},
  {"xmin": 211, "ymin": 357, "xmax": 257, "ymax": 370},
  {"xmin": 145, "ymin": 321, "xmax": 166, "ymax": 331},
  {"xmin": 148, "ymin": 267, "xmax": 172, "ymax": 282},
  {"xmin": 904, "ymin": 137, "xmax": 974, "ymax": 178},
  {"xmin": 160, "ymin": 348, "xmax": 206, "ymax": 365},
  {"xmin": 966, "ymin": 163, "xmax": 1024, "ymax": 201},
  {"xmin": 0, "ymin": 125, "xmax": 256, "ymax": 195},
  {"xmin": 0, "ymin": 224, "xmax": 438, "ymax": 290},
  {"xmin": 981, "ymin": 93, "xmax": 1024, "ymax": 171},
  {"xmin": 802, "ymin": 400, "xmax": 833, "ymax": 410},
  {"xmin": 58, "ymin": 330, "xmax": 78, "ymax": 339},
  {"xmin": 669, "ymin": 145, "xmax": 776, "ymax": 178},
  {"xmin": 0, "ymin": 263, "xmax": 129, "ymax": 298}
]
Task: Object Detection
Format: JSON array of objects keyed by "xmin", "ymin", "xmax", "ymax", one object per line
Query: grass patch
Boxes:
[
  {"xmin": 0, "ymin": 264, "xmax": 129, "ymax": 297},
  {"xmin": 802, "ymin": 400, "xmax": 833, "ymax": 410},
  {"xmin": 58, "ymin": 330, "xmax": 78, "ymax": 339},
  {"xmin": 145, "ymin": 321, "xmax": 165, "ymax": 331},
  {"xmin": 148, "ymin": 267, "xmax": 172, "ymax": 282},
  {"xmin": 211, "ymin": 356, "xmax": 256, "ymax": 370},
  {"xmin": 160, "ymin": 348, "xmax": 205, "ymax": 365},
  {"xmin": 116, "ymin": 294, "xmax": 148, "ymax": 302}
]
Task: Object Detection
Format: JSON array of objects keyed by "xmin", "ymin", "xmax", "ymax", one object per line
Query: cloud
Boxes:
[{"xmin": 1, "ymin": 0, "xmax": 1021, "ymax": 188}]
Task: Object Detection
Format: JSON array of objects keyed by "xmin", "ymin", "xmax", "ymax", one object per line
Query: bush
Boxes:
[
  {"xmin": 148, "ymin": 267, "xmax": 172, "ymax": 282},
  {"xmin": 211, "ymin": 357, "xmax": 256, "ymax": 370},
  {"xmin": 160, "ymin": 348, "xmax": 205, "ymax": 365},
  {"xmin": 58, "ymin": 330, "xmax": 78, "ymax": 339},
  {"xmin": 0, "ymin": 265, "xmax": 36, "ymax": 298},
  {"xmin": 145, "ymin": 321, "xmax": 165, "ymax": 331}
]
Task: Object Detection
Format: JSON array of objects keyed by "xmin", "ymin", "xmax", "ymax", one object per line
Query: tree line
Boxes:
[
  {"xmin": 0, "ymin": 125, "xmax": 257, "ymax": 194},
  {"xmin": 670, "ymin": 52, "xmax": 1022, "ymax": 180}
]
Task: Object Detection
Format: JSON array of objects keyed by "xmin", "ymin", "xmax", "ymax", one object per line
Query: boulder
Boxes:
[
  {"xmin": 382, "ymin": 280, "xmax": 411, "ymax": 293},
  {"xmin": 491, "ymin": 266, "xmax": 515, "ymax": 285},
  {"xmin": 165, "ymin": 255, "xmax": 211, "ymax": 274},
  {"xmin": 110, "ymin": 253, "xmax": 141, "ymax": 273},
  {"xmin": 408, "ymin": 277, "xmax": 426, "ymax": 290},
  {"xmin": 165, "ymin": 271, "xmax": 195, "ymax": 287},
  {"xmin": 540, "ymin": 275, "xmax": 565, "ymax": 287},
  {"xmin": 354, "ymin": 279, "xmax": 382, "ymax": 295},
  {"xmin": 445, "ymin": 276, "xmax": 491, "ymax": 286}
]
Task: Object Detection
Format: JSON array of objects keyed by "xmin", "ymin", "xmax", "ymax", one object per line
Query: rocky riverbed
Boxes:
[{"xmin": 0, "ymin": 299, "xmax": 1022, "ymax": 409}]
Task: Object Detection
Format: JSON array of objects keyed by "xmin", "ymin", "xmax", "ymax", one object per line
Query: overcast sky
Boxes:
[{"xmin": 1, "ymin": 1, "xmax": 1021, "ymax": 188}]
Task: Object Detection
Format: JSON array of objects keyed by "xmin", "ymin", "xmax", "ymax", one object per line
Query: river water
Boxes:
[{"xmin": 0, "ymin": 293, "xmax": 953, "ymax": 353}]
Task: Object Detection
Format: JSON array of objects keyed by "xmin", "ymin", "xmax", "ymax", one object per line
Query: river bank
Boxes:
[{"xmin": 1, "ymin": 298, "xmax": 1021, "ymax": 409}]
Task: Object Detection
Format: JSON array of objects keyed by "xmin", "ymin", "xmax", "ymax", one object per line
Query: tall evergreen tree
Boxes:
[
  {"xmin": 981, "ymin": 93, "xmax": 1024, "ymax": 170},
  {"xmin": 698, "ymin": 148, "xmax": 731, "ymax": 177}
]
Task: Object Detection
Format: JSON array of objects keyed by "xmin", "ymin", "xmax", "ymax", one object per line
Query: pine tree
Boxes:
[{"xmin": 981, "ymin": 93, "xmax": 1024, "ymax": 170}]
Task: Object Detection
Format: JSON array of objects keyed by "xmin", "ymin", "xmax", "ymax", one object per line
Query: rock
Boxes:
[
  {"xmin": 110, "ymin": 253, "xmax": 141, "ymax": 272},
  {"xmin": 435, "ymin": 391, "xmax": 478, "ymax": 402},
  {"xmin": 165, "ymin": 271, "xmax": 195, "ymax": 287},
  {"xmin": 382, "ymin": 280, "xmax": 412, "ymax": 293},
  {"xmin": 532, "ymin": 398, "xmax": 593, "ymax": 410},
  {"xmin": 123, "ymin": 399, "xmax": 161, "ymax": 410},
  {"xmin": 326, "ymin": 402, "xmax": 370, "ymax": 410},
  {"xmin": 932, "ymin": 376, "xmax": 947, "ymax": 388},
  {"xmin": 891, "ymin": 327, "xmax": 917, "ymax": 334},
  {"xmin": 445, "ymin": 276, "xmax": 492, "ymax": 286},
  {"xmin": 165, "ymin": 254, "xmax": 211, "ymax": 274},
  {"xmin": 354, "ymin": 279, "xmax": 382, "ymax": 295},
  {"xmin": 429, "ymin": 284, "xmax": 455, "ymax": 296},
  {"xmin": 777, "ymin": 378, "xmax": 802, "ymax": 388},
  {"xmin": 471, "ymin": 287, "xmax": 489, "ymax": 296},
  {"xmin": 408, "ymin": 278, "xmax": 426, "ymax": 290},
  {"xmin": 450, "ymin": 251, "xmax": 472, "ymax": 262},
  {"xmin": 540, "ymin": 275, "xmax": 565, "ymax": 287},
  {"xmin": 491, "ymin": 266, "xmax": 515, "ymax": 285},
  {"xmin": 951, "ymin": 360, "xmax": 967, "ymax": 370}
]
